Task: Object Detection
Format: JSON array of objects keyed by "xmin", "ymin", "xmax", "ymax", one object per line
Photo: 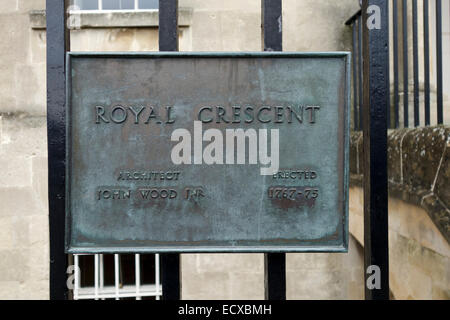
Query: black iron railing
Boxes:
[{"xmin": 346, "ymin": 0, "xmax": 446, "ymax": 130}]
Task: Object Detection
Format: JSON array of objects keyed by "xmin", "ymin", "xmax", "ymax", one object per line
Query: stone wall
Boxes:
[
  {"xmin": 350, "ymin": 187, "xmax": 450, "ymax": 299},
  {"xmin": 0, "ymin": 0, "xmax": 362, "ymax": 300},
  {"xmin": 0, "ymin": 0, "xmax": 448, "ymax": 300},
  {"xmin": 181, "ymin": 235, "xmax": 365, "ymax": 300},
  {"xmin": 350, "ymin": 126, "xmax": 450, "ymax": 242},
  {"xmin": 349, "ymin": 126, "xmax": 450, "ymax": 299},
  {"xmin": 0, "ymin": 0, "xmax": 48, "ymax": 299}
]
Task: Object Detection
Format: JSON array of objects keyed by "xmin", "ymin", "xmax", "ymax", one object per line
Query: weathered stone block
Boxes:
[
  {"xmin": 388, "ymin": 196, "xmax": 449, "ymax": 257},
  {"xmin": 30, "ymin": 8, "xmax": 192, "ymax": 29},
  {"xmin": 287, "ymin": 269, "xmax": 347, "ymax": 299},
  {"xmin": 421, "ymin": 194, "xmax": 450, "ymax": 243},
  {"xmin": 133, "ymin": 29, "xmax": 160, "ymax": 51},
  {"xmin": 287, "ymin": 252, "xmax": 343, "ymax": 271},
  {"xmin": 189, "ymin": 11, "xmax": 260, "ymax": 51},
  {"xmin": 387, "ymin": 128, "xmax": 408, "ymax": 184},
  {"xmin": 196, "ymin": 253, "xmax": 263, "ymax": 274},
  {"xmin": 0, "ymin": 0, "xmax": 18, "ymax": 14},
  {"xmin": 433, "ymin": 133, "xmax": 450, "ymax": 208},
  {"xmin": 402, "ymin": 126, "xmax": 447, "ymax": 192},
  {"xmin": 15, "ymin": 63, "xmax": 46, "ymax": 115},
  {"xmin": 182, "ymin": 271, "xmax": 230, "ymax": 300},
  {"xmin": 0, "ymin": 14, "xmax": 30, "ymax": 71},
  {"xmin": 229, "ymin": 272, "xmax": 264, "ymax": 299},
  {"xmin": 0, "ymin": 250, "xmax": 29, "ymax": 281},
  {"xmin": 29, "ymin": 214, "xmax": 49, "ymax": 248},
  {"xmin": 18, "ymin": 0, "xmax": 45, "ymax": 13},
  {"xmin": 18, "ymin": 280, "xmax": 49, "ymax": 300},
  {"xmin": 32, "ymin": 156, "xmax": 48, "ymax": 210},
  {"xmin": 0, "ymin": 187, "xmax": 41, "ymax": 218},
  {"xmin": 0, "ymin": 156, "xmax": 31, "ymax": 187},
  {"xmin": 0, "ymin": 65, "xmax": 17, "ymax": 111},
  {"xmin": 432, "ymin": 286, "xmax": 450, "ymax": 300},
  {"xmin": 0, "ymin": 281, "xmax": 21, "ymax": 300},
  {"xmin": 283, "ymin": 0, "xmax": 358, "ymax": 52},
  {"xmin": 10, "ymin": 215, "xmax": 31, "ymax": 248},
  {"xmin": 28, "ymin": 240, "xmax": 49, "ymax": 281},
  {"xmin": 30, "ymin": 29, "xmax": 46, "ymax": 64},
  {"xmin": 0, "ymin": 115, "xmax": 47, "ymax": 158},
  {"xmin": 407, "ymin": 238, "xmax": 448, "ymax": 279},
  {"xmin": 0, "ymin": 217, "xmax": 14, "ymax": 249}
]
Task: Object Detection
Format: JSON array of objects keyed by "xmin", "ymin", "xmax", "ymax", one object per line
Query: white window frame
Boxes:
[
  {"xmin": 72, "ymin": 0, "xmax": 159, "ymax": 12},
  {"xmin": 72, "ymin": 253, "xmax": 162, "ymax": 300}
]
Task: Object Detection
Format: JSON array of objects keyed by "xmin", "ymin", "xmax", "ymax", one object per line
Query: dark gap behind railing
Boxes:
[{"xmin": 346, "ymin": 0, "xmax": 446, "ymax": 131}]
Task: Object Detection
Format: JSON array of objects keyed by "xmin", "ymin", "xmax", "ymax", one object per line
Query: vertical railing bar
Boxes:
[
  {"xmin": 74, "ymin": 255, "xmax": 79, "ymax": 300},
  {"xmin": 47, "ymin": 0, "xmax": 70, "ymax": 300},
  {"xmin": 94, "ymin": 254, "xmax": 99, "ymax": 300},
  {"xmin": 159, "ymin": 0, "xmax": 181, "ymax": 300},
  {"xmin": 362, "ymin": 0, "xmax": 390, "ymax": 300},
  {"xmin": 413, "ymin": 0, "xmax": 419, "ymax": 126},
  {"xmin": 135, "ymin": 0, "xmax": 139, "ymax": 10},
  {"xmin": 352, "ymin": 22, "xmax": 359, "ymax": 130},
  {"xmin": 262, "ymin": 0, "xmax": 286, "ymax": 301},
  {"xmin": 99, "ymin": 0, "xmax": 103, "ymax": 10},
  {"xmin": 160, "ymin": 253, "xmax": 181, "ymax": 300},
  {"xmin": 114, "ymin": 254, "xmax": 120, "ymax": 300},
  {"xmin": 358, "ymin": 16, "xmax": 364, "ymax": 130},
  {"xmin": 155, "ymin": 254, "xmax": 160, "ymax": 300},
  {"xmin": 424, "ymin": 0, "xmax": 431, "ymax": 125},
  {"xmin": 261, "ymin": 0, "xmax": 283, "ymax": 51},
  {"xmin": 435, "ymin": 0, "xmax": 443, "ymax": 124},
  {"xmin": 99, "ymin": 254, "xmax": 104, "ymax": 299},
  {"xmin": 159, "ymin": 0, "xmax": 179, "ymax": 51},
  {"xmin": 135, "ymin": 254, "xmax": 141, "ymax": 300},
  {"xmin": 402, "ymin": 0, "xmax": 409, "ymax": 128},
  {"xmin": 386, "ymin": 7, "xmax": 391, "ymax": 129},
  {"xmin": 393, "ymin": 0, "xmax": 400, "ymax": 128}
]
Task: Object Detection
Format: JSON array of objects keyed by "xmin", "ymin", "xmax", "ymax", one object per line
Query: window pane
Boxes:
[
  {"xmin": 74, "ymin": 0, "xmax": 98, "ymax": 10},
  {"xmin": 120, "ymin": 0, "xmax": 135, "ymax": 9},
  {"xmin": 102, "ymin": 0, "xmax": 120, "ymax": 9},
  {"xmin": 103, "ymin": 0, "xmax": 135, "ymax": 9},
  {"xmin": 139, "ymin": 0, "xmax": 159, "ymax": 9}
]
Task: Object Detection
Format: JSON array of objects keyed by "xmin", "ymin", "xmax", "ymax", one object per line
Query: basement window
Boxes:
[{"xmin": 73, "ymin": 0, "xmax": 159, "ymax": 11}]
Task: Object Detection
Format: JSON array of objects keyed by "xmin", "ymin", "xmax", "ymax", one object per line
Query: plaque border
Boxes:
[{"xmin": 65, "ymin": 51, "xmax": 351, "ymax": 254}]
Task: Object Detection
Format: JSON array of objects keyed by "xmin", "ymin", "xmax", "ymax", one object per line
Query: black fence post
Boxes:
[
  {"xmin": 361, "ymin": 0, "xmax": 390, "ymax": 300},
  {"xmin": 159, "ymin": 0, "xmax": 182, "ymax": 301},
  {"xmin": 159, "ymin": 0, "xmax": 179, "ymax": 52},
  {"xmin": 261, "ymin": 0, "xmax": 283, "ymax": 51},
  {"xmin": 402, "ymin": 0, "xmax": 409, "ymax": 128},
  {"xmin": 352, "ymin": 22, "xmax": 359, "ymax": 130},
  {"xmin": 47, "ymin": 0, "xmax": 70, "ymax": 300},
  {"xmin": 393, "ymin": 0, "xmax": 399, "ymax": 128},
  {"xmin": 262, "ymin": 0, "xmax": 286, "ymax": 301},
  {"xmin": 424, "ymin": 0, "xmax": 431, "ymax": 126},
  {"xmin": 358, "ymin": 16, "xmax": 364, "ymax": 130},
  {"xmin": 435, "ymin": 0, "xmax": 443, "ymax": 124},
  {"xmin": 413, "ymin": 0, "xmax": 420, "ymax": 127}
]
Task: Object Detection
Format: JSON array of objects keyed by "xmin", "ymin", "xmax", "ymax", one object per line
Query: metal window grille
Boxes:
[
  {"xmin": 73, "ymin": 0, "xmax": 159, "ymax": 11},
  {"xmin": 72, "ymin": 254, "xmax": 161, "ymax": 300}
]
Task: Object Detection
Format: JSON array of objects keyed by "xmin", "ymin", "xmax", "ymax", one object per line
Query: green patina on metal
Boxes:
[{"xmin": 65, "ymin": 52, "xmax": 350, "ymax": 253}]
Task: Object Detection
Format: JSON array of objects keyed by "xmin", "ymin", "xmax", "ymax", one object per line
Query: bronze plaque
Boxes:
[{"xmin": 66, "ymin": 52, "xmax": 350, "ymax": 253}]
